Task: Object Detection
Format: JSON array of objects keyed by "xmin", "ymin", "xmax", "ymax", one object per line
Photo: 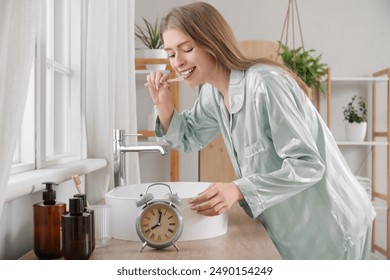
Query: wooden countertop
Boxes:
[{"xmin": 21, "ymin": 204, "xmax": 281, "ymax": 260}]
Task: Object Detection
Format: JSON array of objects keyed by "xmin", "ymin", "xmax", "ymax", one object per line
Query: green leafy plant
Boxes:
[
  {"xmin": 135, "ymin": 17, "xmax": 163, "ymax": 49},
  {"xmin": 343, "ymin": 95, "xmax": 367, "ymax": 123},
  {"xmin": 279, "ymin": 42, "xmax": 328, "ymax": 93}
]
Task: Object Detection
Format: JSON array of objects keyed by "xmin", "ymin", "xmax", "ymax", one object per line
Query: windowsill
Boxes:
[{"xmin": 5, "ymin": 158, "xmax": 107, "ymax": 202}]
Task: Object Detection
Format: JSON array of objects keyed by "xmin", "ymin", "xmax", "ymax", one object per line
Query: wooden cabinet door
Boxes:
[{"xmin": 199, "ymin": 135, "xmax": 236, "ymax": 182}]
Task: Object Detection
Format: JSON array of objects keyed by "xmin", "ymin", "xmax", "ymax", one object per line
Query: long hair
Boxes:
[{"xmin": 159, "ymin": 2, "xmax": 309, "ymax": 95}]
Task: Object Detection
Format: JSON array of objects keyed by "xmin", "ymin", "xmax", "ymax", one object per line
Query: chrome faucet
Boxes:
[{"xmin": 113, "ymin": 129, "xmax": 167, "ymax": 187}]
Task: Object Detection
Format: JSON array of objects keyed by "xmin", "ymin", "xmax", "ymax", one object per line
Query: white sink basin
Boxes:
[{"xmin": 105, "ymin": 182, "xmax": 228, "ymax": 241}]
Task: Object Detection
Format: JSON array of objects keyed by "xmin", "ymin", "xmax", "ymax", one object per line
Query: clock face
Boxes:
[{"xmin": 137, "ymin": 202, "xmax": 182, "ymax": 248}]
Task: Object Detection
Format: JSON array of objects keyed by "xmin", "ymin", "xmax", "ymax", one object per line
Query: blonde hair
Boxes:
[{"xmin": 159, "ymin": 2, "xmax": 309, "ymax": 95}]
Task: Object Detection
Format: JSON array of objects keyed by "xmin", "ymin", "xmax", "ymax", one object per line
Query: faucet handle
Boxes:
[{"xmin": 113, "ymin": 129, "xmax": 142, "ymax": 141}]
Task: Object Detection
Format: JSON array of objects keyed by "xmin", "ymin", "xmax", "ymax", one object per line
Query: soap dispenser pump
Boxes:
[
  {"xmin": 62, "ymin": 197, "xmax": 93, "ymax": 260},
  {"xmin": 33, "ymin": 182, "xmax": 66, "ymax": 259}
]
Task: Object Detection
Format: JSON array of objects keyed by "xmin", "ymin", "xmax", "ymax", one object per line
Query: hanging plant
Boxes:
[{"xmin": 279, "ymin": 42, "xmax": 328, "ymax": 93}]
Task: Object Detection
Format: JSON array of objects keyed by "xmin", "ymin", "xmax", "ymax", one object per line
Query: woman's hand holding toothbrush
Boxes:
[{"xmin": 145, "ymin": 71, "xmax": 184, "ymax": 134}]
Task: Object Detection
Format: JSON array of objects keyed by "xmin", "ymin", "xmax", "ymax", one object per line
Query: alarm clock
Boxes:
[{"xmin": 135, "ymin": 183, "xmax": 183, "ymax": 252}]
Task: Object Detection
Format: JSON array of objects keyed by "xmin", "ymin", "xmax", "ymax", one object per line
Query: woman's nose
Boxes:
[{"xmin": 172, "ymin": 54, "xmax": 185, "ymax": 69}]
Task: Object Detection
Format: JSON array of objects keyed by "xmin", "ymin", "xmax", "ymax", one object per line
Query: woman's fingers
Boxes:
[
  {"xmin": 189, "ymin": 182, "xmax": 243, "ymax": 216},
  {"xmin": 189, "ymin": 183, "xmax": 216, "ymax": 205},
  {"xmin": 146, "ymin": 72, "xmax": 172, "ymax": 106},
  {"xmin": 189, "ymin": 183, "xmax": 227, "ymax": 216},
  {"xmin": 197, "ymin": 203, "xmax": 227, "ymax": 216},
  {"xmin": 146, "ymin": 72, "xmax": 170, "ymax": 89},
  {"xmin": 191, "ymin": 195, "xmax": 225, "ymax": 216}
]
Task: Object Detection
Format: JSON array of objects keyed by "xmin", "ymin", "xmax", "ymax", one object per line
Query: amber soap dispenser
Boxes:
[{"xmin": 33, "ymin": 182, "xmax": 66, "ymax": 259}]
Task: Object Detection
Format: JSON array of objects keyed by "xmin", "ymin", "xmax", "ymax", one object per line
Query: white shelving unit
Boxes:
[{"xmin": 326, "ymin": 68, "xmax": 390, "ymax": 259}]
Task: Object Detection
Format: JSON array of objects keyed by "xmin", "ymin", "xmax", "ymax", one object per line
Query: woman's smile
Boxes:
[{"xmin": 180, "ymin": 67, "xmax": 196, "ymax": 79}]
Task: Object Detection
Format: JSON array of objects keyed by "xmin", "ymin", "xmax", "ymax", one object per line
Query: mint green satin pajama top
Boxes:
[{"xmin": 155, "ymin": 65, "xmax": 376, "ymax": 259}]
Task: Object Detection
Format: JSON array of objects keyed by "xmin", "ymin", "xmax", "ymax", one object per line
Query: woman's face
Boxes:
[{"xmin": 163, "ymin": 29, "xmax": 217, "ymax": 87}]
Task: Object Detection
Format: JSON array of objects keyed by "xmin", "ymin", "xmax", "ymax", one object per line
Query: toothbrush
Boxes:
[
  {"xmin": 167, "ymin": 76, "xmax": 185, "ymax": 83},
  {"xmin": 72, "ymin": 175, "xmax": 82, "ymax": 194},
  {"xmin": 72, "ymin": 175, "xmax": 90, "ymax": 207},
  {"xmin": 144, "ymin": 75, "xmax": 185, "ymax": 87}
]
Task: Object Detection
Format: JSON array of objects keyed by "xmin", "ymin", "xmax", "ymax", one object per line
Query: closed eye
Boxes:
[{"xmin": 167, "ymin": 47, "xmax": 194, "ymax": 59}]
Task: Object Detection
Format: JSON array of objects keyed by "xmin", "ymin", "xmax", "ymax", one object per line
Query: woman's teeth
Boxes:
[{"xmin": 181, "ymin": 67, "xmax": 195, "ymax": 78}]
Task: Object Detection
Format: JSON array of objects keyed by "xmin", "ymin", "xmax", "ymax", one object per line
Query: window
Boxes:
[
  {"xmin": 12, "ymin": 0, "xmax": 82, "ymax": 174},
  {"xmin": 46, "ymin": 0, "xmax": 72, "ymax": 159}
]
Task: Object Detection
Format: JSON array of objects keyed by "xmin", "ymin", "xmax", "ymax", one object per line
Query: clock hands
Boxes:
[{"xmin": 151, "ymin": 209, "xmax": 162, "ymax": 230}]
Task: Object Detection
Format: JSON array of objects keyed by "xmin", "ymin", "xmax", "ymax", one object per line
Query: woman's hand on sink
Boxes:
[{"xmin": 189, "ymin": 182, "xmax": 243, "ymax": 216}]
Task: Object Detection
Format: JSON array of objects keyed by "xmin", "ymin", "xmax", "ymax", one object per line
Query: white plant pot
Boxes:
[
  {"xmin": 345, "ymin": 122, "xmax": 367, "ymax": 142},
  {"xmin": 134, "ymin": 49, "xmax": 144, "ymax": 59},
  {"xmin": 143, "ymin": 49, "xmax": 167, "ymax": 59},
  {"xmin": 143, "ymin": 49, "xmax": 167, "ymax": 70}
]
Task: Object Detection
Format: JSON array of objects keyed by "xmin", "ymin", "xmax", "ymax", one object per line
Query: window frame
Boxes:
[{"xmin": 11, "ymin": 0, "xmax": 83, "ymax": 174}]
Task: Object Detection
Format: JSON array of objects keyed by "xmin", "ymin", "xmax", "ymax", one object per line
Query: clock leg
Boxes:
[
  {"xmin": 139, "ymin": 242, "xmax": 148, "ymax": 253},
  {"xmin": 172, "ymin": 242, "xmax": 180, "ymax": 251}
]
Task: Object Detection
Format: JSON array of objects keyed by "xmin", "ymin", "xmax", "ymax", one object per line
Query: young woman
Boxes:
[{"xmin": 145, "ymin": 2, "xmax": 375, "ymax": 260}]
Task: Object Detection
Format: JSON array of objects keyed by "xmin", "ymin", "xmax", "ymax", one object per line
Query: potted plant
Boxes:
[
  {"xmin": 343, "ymin": 95, "xmax": 367, "ymax": 141},
  {"xmin": 135, "ymin": 17, "xmax": 167, "ymax": 70},
  {"xmin": 279, "ymin": 42, "xmax": 328, "ymax": 94}
]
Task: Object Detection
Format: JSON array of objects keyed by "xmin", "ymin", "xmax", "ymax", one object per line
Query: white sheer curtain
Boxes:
[
  {"xmin": 0, "ymin": 0, "xmax": 38, "ymax": 219},
  {"xmin": 83, "ymin": 0, "xmax": 140, "ymax": 204}
]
